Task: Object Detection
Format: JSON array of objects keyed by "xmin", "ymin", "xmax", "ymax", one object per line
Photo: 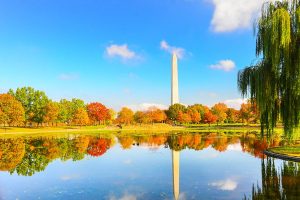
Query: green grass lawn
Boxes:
[
  {"xmin": 0, "ymin": 123, "xmax": 285, "ymax": 137},
  {"xmin": 269, "ymin": 146, "xmax": 300, "ymax": 158}
]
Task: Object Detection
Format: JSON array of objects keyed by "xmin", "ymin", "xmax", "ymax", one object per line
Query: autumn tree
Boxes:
[
  {"xmin": 0, "ymin": 108, "xmax": 5, "ymax": 125},
  {"xmin": 116, "ymin": 107, "xmax": 134, "ymax": 124},
  {"xmin": 211, "ymin": 103, "xmax": 228, "ymax": 124},
  {"xmin": 166, "ymin": 103, "xmax": 186, "ymax": 121},
  {"xmin": 188, "ymin": 104, "xmax": 208, "ymax": 123},
  {"xmin": 108, "ymin": 109, "xmax": 116, "ymax": 122},
  {"xmin": 187, "ymin": 107, "xmax": 201, "ymax": 123},
  {"xmin": 239, "ymin": 100, "xmax": 259, "ymax": 124},
  {"xmin": 203, "ymin": 110, "xmax": 217, "ymax": 126},
  {"xmin": 72, "ymin": 108, "xmax": 89, "ymax": 126},
  {"xmin": 87, "ymin": 102, "xmax": 110, "ymax": 125},
  {"xmin": 0, "ymin": 94, "xmax": 25, "ymax": 126},
  {"xmin": 147, "ymin": 107, "xmax": 167, "ymax": 123},
  {"xmin": 0, "ymin": 138, "xmax": 25, "ymax": 171},
  {"xmin": 134, "ymin": 111, "xmax": 149, "ymax": 124},
  {"xmin": 43, "ymin": 101, "xmax": 59, "ymax": 126},
  {"xmin": 9, "ymin": 87, "xmax": 49, "ymax": 125},
  {"xmin": 177, "ymin": 111, "xmax": 192, "ymax": 124},
  {"xmin": 226, "ymin": 108, "xmax": 239, "ymax": 123}
]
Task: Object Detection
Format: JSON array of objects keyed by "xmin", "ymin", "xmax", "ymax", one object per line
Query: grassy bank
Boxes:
[
  {"xmin": 0, "ymin": 123, "xmax": 285, "ymax": 137},
  {"xmin": 268, "ymin": 146, "xmax": 300, "ymax": 158}
]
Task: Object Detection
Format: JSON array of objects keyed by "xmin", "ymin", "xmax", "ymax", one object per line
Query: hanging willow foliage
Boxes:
[{"xmin": 238, "ymin": 0, "xmax": 300, "ymax": 137}]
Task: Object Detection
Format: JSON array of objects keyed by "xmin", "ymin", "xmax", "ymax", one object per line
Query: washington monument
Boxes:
[{"xmin": 171, "ymin": 52, "xmax": 180, "ymax": 200}]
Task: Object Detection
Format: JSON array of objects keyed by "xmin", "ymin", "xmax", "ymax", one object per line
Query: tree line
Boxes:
[
  {"xmin": 0, "ymin": 87, "xmax": 259, "ymax": 127},
  {"xmin": 0, "ymin": 133, "xmax": 282, "ymax": 174}
]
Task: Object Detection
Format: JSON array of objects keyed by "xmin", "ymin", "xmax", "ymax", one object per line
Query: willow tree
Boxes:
[{"xmin": 238, "ymin": 0, "xmax": 300, "ymax": 137}]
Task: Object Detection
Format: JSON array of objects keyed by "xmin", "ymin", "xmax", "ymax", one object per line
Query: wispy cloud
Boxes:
[
  {"xmin": 106, "ymin": 44, "xmax": 138, "ymax": 60},
  {"xmin": 123, "ymin": 159, "xmax": 132, "ymax": 165},
  {"xmin": 58, "ymin": 73, "xmax": 79, "ymax": 80},
  {"xmin": 209, "ymin": 179, "xmax": 238, "ymax": 191},
  {"xmin": 160, "ymin": 40, "xmax": 185, "ymax": 59},
  {"xmin": 210, "ymin": 60, "xmax": 235, "ymax": 71},
  {"xmin": 126, "ymin": 103, "xmax": 168, "ymax": 111},
  {"xmin": 60, "ymin": 174, "xmax": 80, "ymax": 181},
  {"xmin": 109, "ymin": 193, "xmax": 137, "ymax": 200},
  {"xmin": 210, "ymin": 0, "xmax": 272, "ymax": 32}
]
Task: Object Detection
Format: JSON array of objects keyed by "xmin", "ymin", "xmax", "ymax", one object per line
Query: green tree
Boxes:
[
  {"xmin": 238, "ymin": 0, "xmax": 300, "ymax": 136},
  {"xmin": 57, "ymin": 98, "xmax": 85, "ymax": 125},
  {"xmin": 9, "ymin": 87, "xmax": 49, "ymax": 125},
  {"xmin": 0, "ymin": 94, "xmax": 25, "ymax": 126}
]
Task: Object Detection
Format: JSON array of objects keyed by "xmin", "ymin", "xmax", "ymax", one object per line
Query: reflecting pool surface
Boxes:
[{"xmin": 0, "ymin": 132, "xmax": 299, "ymax": 200}]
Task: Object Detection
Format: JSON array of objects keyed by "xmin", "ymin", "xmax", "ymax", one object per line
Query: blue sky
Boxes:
[{"xmin": 0, "ymin": 0, "xmax": 267, "ymax": 110}]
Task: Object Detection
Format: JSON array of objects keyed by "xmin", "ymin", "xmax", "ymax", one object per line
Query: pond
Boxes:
[{"xmin": 0, "ymin": 132, "xmax": 299, "ymax": 200}]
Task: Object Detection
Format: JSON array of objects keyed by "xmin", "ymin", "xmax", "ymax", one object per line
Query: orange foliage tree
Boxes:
[
  {"xmin": 147, "ymin": 107, "xmax": 167, "ymax": 123},
  {"xmin": 43, "ymin": 101, "xmax": 59, "ymax": 126},
  {"xmin": 211, "ymin": 103, "xmax": 228, "ymax": 124},
  {"xmin": 203, "ymin": 111, "xmax": 217, "ymax": 125},
  {"xmin": 187, "ymin": 107, "xmax": 201, "ymax": 123},
  {"xmin": 72, "ymin": 108, "xmax": 89, "ymax": 126},
  {"xmin": 0, "ymin": 94, "xmax": 25, "ymax": 126},
  {"xmin": 116, "ymin": 107, "xmax": 134, "ymax": 124},
  {"xmin": 240, "ymin": 100, "xmax": 259, "ymax": 124}
]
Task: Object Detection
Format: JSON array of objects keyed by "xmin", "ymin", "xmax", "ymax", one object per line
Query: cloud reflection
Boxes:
[
  {"xmin": 109, "ymin": 193, "xmax": 137, "ymax": 200},
  {"xmin": 209, "ymin": 179, "xmax": 238, "ymax": 191}
]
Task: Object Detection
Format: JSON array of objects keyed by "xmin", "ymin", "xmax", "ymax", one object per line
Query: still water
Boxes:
[{"xmin": 0, "ymin": 132, "xmax": 299, "ymax": 200}]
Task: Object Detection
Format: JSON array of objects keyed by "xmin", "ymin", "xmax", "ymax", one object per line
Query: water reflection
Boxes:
[
  {"xmin": 244, "ymin": 158, "xmax": 300, "ymax": 200},
  {"xmin": 172, "ymin": 150, "xmax": 179, "ymax": 200},
  {"xmin": 0, "ymin": 132, "xmax": 298, "ymax": 200}
]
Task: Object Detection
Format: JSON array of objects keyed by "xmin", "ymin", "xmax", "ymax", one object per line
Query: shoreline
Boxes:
[
  {"xmin": 0, "ymin": 124, "xmax": 283, "ymax": 136},
  {"xmin": 264, "ymin": 150, "xmax": 300, "ymax": 162}
]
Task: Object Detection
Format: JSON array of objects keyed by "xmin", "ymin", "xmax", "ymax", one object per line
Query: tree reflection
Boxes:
[
  {"xmin": 0, "ymin": 132, "xmax": 292, "ymax": 177},
  {"xmin": 244, "ymin": 157, "xmax": 300, "ymax": 200}
]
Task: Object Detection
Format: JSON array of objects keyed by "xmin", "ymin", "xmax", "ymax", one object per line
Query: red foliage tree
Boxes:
[
  {"xmin": 87, "ymin": 102, "xmax": 110, "ymax": 125},
  {"xmin": 87, "ymin": 138, "xmax": 111, "ymax": 157},
  {"xmin": 203, "ymin": 111, "xmax": 217, "ymax": 126}
]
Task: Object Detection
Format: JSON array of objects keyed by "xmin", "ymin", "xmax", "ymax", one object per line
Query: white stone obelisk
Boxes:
[
  {"xmin": 171, "ymin": 53, "xmax": 179, "ymax": 105},
  {"xmin": 171, "ymin": 52, "xmax": 180, "ymax": 200}
]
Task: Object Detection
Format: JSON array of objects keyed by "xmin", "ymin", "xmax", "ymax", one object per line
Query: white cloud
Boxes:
[
  {"xmin": 227, "ymin": 143, "xmax": 242, "ymax": 151},
  {"xmin": 223, "ymin": 98, "xmax": 247, "ymax": 109},
  {"xmin": 58, "ymin": 73, "xmax": 79, "ymax": 80},
  {"xmin": 126, "ymin": 103, "xmax": 168, "ymax": 111},
  {"xmin": 106, "ymin": 44, "xmax": 137, "ymax": 60},
  {"xmin": 210, "ymin": 0, "xmax": 270, "ymax": 32},
  {"xmin": 210, "ymin": 60, "xmax": 235, "ymax": 71},
  {"xmin": 160, "ymin": 40, "xmax": 185, "ymax": 59},
  {"xmin": 209, "ymin": 179, "xmax": 238, "ymax": 191}
]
